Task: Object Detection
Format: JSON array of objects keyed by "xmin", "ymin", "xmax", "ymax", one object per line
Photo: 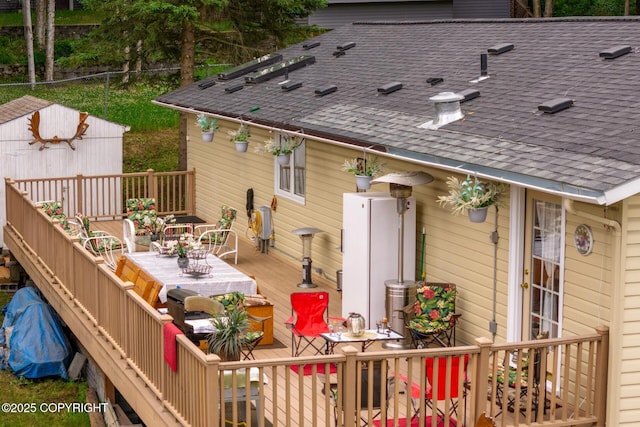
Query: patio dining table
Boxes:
[{"xmin": 125, "ymin": 251, "xmax": 257, "ymax": 303}]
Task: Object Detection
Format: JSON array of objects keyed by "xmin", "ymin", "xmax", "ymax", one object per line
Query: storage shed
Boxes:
[{"xmin": 0, "ymin": 95, "xmax": 128, "ymax": 247}]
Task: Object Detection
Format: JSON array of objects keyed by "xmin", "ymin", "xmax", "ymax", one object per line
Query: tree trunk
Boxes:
[
  {"xmin": 45, "ymin": 0, "xmax": 55, "ymax": 81},
  {"xmin": 532, "ymin": 0, "xmax": 541, "ymax": 17},
  {"xmin": 178, "ymin": 22, "xmax": 196, "ymax": 171},
  {"xmin": 543, "ymin": 0, "xmax": 553, "ymax": 17},
  {"xmin": 22, "ymin": 0, "xmax": 36, "ymax": 89},
  {"xmin": 35, "ymin": 0, "xmax": 46, "ymax": 49}
]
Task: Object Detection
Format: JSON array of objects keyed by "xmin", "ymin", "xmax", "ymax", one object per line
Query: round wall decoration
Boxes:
[{"xmin": 574, "ymin": 224, "xmax": 594, "ymax": 255}]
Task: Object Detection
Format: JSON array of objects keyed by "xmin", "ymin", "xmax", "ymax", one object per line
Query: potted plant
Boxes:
[
  {"xmin": 436, "ymin": 174, "xmax": 504, "ymax": 223},
  {"xmin": 341, "ymin": 154, "xmax": 384, "ymax": 190},
  {"xmin": 196, "ymin": 114, "xmax": 219, "ymax": 142},
  {"xmin": 228, "ymin": 123, "xmax": 250, "ymax": 152},
  {"xmin": 172, "ymin": 233, "xmax": 199, "ymax": 268},
  {"xmin": 259, "ymin": 135, "xmax": 301, "ymax": 165},
  {"xmin": 207, "ymin": 306, "xmax": 249, "ymax": 362}
]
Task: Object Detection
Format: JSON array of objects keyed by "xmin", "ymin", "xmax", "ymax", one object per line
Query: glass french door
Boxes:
[{"xmin": 522, "ymin": 192, "xmax": 564, "ymax": 339}]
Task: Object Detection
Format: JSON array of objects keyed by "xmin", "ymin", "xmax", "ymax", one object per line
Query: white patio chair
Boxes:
[
  {"xmin": 123, "ymin": 219, "xmax": 136, "ymax": 253},
  {"xmin": 83, "ymin": 235, "xmax": 125, "ymax": 271},
  {"xmin": 197, "ymin": 228, "xmax": 238, "ymax": 264},
  {"xmin": 162, "ymin": 223, "xmax": 194, "ymax": 242}
]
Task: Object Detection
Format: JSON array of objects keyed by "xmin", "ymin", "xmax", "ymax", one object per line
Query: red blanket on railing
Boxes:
[{"xmin": 163, "ymin": 322, "xmax": 183, "ymax": 372}]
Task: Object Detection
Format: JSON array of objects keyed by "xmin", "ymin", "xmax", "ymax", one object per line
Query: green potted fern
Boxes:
[
  {"xmin": 196, "ymin": 114, "xmax": 219, "ymax": 142},
  {"xmin": 207, "ymin": 306, "xmax": 249, "ymax": 361}
]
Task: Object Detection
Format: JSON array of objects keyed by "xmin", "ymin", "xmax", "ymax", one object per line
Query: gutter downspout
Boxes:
[{"xmin": 564, "ymin": 199, "xmax": 620, "ymax": 426}]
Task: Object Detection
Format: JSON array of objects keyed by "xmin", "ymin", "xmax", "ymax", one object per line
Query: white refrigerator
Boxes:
[{"xmin": 341, "ymin": 192, "xmax": 416, "ymax": 328}]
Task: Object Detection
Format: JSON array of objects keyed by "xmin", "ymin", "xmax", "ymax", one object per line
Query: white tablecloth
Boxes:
[{"xmin": 125, "ymin": 252, "xmax": 257, "ymax": 303}]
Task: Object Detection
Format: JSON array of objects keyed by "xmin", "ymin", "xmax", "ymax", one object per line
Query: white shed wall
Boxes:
[{"xmin": 0, "ymin": 103, "xmax": 126, "ymax": 247}]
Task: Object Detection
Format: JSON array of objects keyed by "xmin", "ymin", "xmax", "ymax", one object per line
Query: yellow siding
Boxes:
[
  {"xmin": 187, "ymin": 115, "xmax": 511, "ymax": 346},
  {"xmin": 619, "ymin": 195, "xmax": 640, "ymax": 426},
  {"xmin": 563, "ymin": 203, "xmax": 614, "ymax": 336}
]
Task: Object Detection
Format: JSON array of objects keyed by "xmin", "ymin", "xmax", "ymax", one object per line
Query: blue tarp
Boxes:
[{"xmin": 0, "ymin": 286, "xmax": 72, "ymax": 379}]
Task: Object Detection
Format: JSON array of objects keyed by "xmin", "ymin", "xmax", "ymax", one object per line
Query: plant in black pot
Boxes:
[{"xmin": 207, "ymin": 306, "xmax": 249, "ymax": 361}]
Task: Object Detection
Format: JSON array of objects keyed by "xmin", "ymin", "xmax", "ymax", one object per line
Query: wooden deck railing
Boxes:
[
  {"xmin": 10, "ymin": 169, "xmax": 196, "ymax": 219},
  {"xmin": 3, "ymin": 176, "xmax": 608, "ymax": 427}
]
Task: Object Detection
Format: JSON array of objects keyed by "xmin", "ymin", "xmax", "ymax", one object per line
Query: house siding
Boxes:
[
  {"xmin": 452, "ymin": 0, "xmax": 510, "ymax": 18},
  {"xmin": 307, "ymin": 2, "xmax": 454, "ymax": 29},
  {"xmin": 187, "ymin": 116, "xmax": 511, "ymax": 345},
  {"xmin": 620, "ymin": 194, "xmax": 640, "ymax": 425}
]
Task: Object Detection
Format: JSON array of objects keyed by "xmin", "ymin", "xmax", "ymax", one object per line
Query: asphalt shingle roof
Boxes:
[{"xmin": 156, "ymin": 17, "xmax": 640, "ymax": 205}]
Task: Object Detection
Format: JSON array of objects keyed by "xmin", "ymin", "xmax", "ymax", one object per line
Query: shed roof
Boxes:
[
  {"xmin": 155, "ymin": 17, "xmax": 640, "ymax": 205},
  {"xmin": 0, "ymin": 96, "xmax": 53, "ymax": 125}
]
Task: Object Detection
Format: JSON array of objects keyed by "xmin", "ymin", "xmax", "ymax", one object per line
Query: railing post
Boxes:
[
  {"xmin": 473, "ymin": 336, "xmax": 493, "ymax": 424},
  {"xmin": 188, "ymin": 168, "xmax": 196, "ymax": 215},
  {"xmin": 146, "ymin": 169, "xmax": 156, "ymax": 200},
  {"xmin": 207, "ymin": 354, "xmax": 221, "ymax": 427},
  {"xmin": 594, "ymin": 325, "xmax": 609, "ymax": 426},
  {"xmin": 342, "ymin": 345, "xmax": 358, "ymax": 427},
  {"xmin": 76, "ymin": 173, "xmax": 84, "ymax": 216}
]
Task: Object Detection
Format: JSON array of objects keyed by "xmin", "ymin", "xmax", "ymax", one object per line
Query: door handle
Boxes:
[{"xmin": 520, "ymin": 282, "xmax": 529, "ymax": 289}]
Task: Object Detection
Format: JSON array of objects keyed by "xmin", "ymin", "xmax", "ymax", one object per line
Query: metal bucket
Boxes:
[{"xmin": 383, "ymin": 280, "xmax": 417, "ymax": 349}]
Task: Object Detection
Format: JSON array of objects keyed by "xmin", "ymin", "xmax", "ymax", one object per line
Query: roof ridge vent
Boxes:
[
  {"xmin": 198, "ymin": 79, "xmax": 216, "ymax": 89},
  {"xmin": 538, "ymin": 97, "xmax": 573, "ymax": 114},
  {"xmin": 488, "ymin": 43, "xmax": 514, "ymax": 55},
  {"xmin": 337, "ymin": 42, "xmax": 356, "ymax": 51},
  {"xmin": 224, "ymin": 83, "xmax": 244, "ymax": 94},
  {"xmin": 303, "ymin": 41, "xmax": 320, "ymax": 50},
  {"xmin": 599, "ymin": 45, "xmax": 631, "ymax": 59},
  {"xmin": 419, "ymin": 92, "xmax": 464, "ymax": 130},
  {"xmin": 315, "ymin": 84, "xmax": 337, "ymax": 97},
  {"xmin": 217, "ymin": 53, "xmax": 283, "ymax": 80},
  {"xmin": 281, "ymin": 81, "xmax": 302, "ymax": 92},
  {"xmin": 458, "ymin": 88, "xmax": 480, "ymax": 103},
  {"xmin": 378, "ymin": 82, "xmax": 403, "ymax": 95}
]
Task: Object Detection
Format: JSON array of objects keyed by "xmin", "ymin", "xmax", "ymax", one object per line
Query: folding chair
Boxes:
[
  {"xmin": 331, "ymin": 360, "xmax": 393, "ymax": 427},
  {"xmin": 424, "ymin": 355, "xmax": 469, "ymax": 425},
  {"xmin": 403, "ymin": 282, "xmax": 461, "ymax": 348},
  {"xmin": 493, "ymin": 332, "xmax": 548, "ymax": 421},
  {"xmin": 403, "ymin": 355, "xmax": 469, "ymax": 427},
  {"xmin": 286, "ymin": 291, "xmax": 330, "ymax": 356}
]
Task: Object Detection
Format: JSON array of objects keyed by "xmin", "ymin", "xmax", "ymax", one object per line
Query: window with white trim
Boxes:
[{"xmin": 275, "ymin": 134, "xmax": 305, "ymax": 203}]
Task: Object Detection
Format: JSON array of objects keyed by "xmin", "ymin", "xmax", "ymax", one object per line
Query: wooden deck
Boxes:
[
  {"xmin": 5, "ymin": 173, "xmax": 608, "ymax": 427},
  {"xmin": 101, "ymin": 218, "xmax": 344, "ymax": 359}
]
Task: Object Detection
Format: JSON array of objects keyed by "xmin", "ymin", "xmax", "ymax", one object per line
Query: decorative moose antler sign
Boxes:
[{"xmin": 28, "ymin": 110, "xmax": 90, "ymax": 151}]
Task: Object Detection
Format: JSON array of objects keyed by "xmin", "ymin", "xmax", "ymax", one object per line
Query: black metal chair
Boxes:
[{"xmin": 402, "ymin": 282, "xmax": 461, "ymax": 348}]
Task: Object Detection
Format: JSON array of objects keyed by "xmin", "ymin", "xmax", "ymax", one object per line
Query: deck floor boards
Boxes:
[{"xmin": 96, "ymin": 220, "xmax": 505, "ymax": 426}]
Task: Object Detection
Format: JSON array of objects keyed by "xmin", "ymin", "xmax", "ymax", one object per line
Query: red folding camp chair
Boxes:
[{"xmin": 286, "ymin": 291, "xmax": 330, "ymax": 356}]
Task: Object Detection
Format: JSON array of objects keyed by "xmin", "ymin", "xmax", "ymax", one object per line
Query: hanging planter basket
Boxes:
[
  {"xmin": 235, "ymin": 141, "xmax": 249, "ymax": 152},
  {"xmin": 355, "ymin": 175, "xmax": 373, "ymax": 190},
  {"xmin": 277, "ymin": 154, "xmax": 290, "ymax": 166},
  {"xmin": 201, "ymin": 131, "xmax": 215, "ymax": 142},
  {"xmin": 468, "ymin": 207, "xmax": 489, "ymax": 223}
]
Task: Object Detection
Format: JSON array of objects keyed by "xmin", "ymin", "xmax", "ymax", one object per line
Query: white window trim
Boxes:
[{"xmin": 273, "ymin": 138, "xmax": 305, "ymax": 204}]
